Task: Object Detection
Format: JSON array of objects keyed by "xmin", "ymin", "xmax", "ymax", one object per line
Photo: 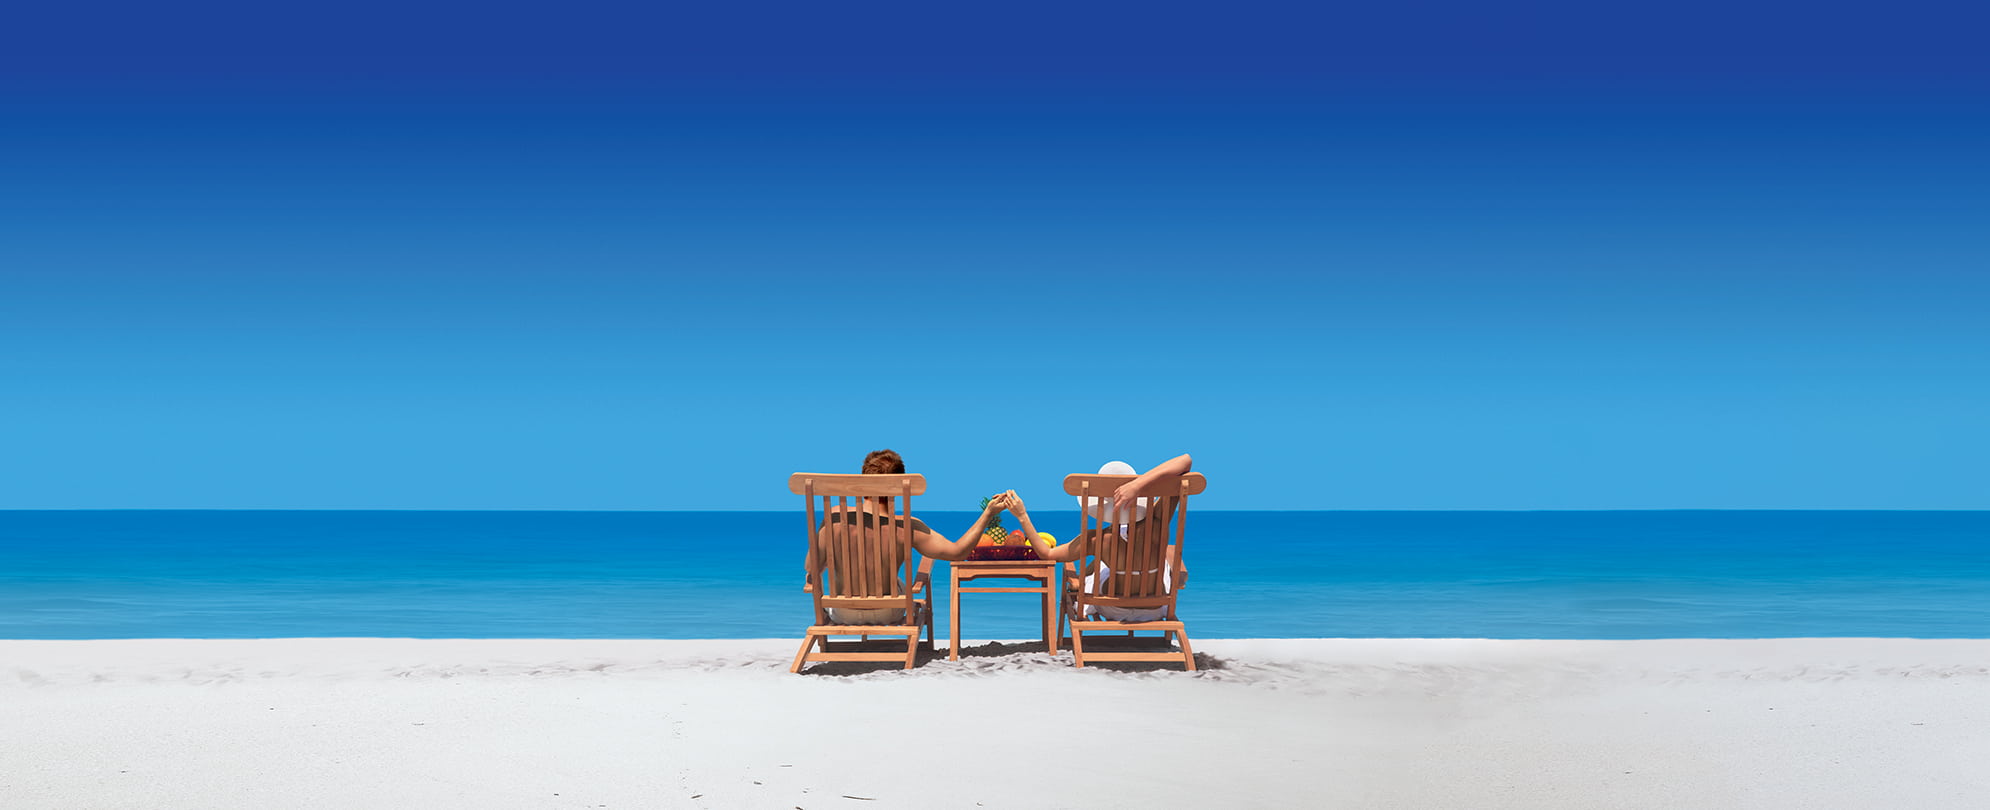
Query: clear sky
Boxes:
[{"xmin": 2, "ymin": 1, "xmax": 1986, "ymax": 510}]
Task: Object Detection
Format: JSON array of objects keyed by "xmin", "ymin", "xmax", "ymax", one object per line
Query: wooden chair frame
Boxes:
[
  {"xmin": 1059, "ymin": 472, "xmax": 1207, "ymax": 670},
  {"xmin": 787, "ymin": 473, "xmax": 935, "ymax": 673}
]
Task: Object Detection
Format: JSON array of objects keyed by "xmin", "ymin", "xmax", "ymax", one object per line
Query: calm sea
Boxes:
[{"xmin": 1, "ymin": 510, "xmax": 1986, "ymax": 640}]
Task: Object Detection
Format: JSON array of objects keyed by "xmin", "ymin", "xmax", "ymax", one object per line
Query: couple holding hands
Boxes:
[
  {"xmin": 822, "ymin": 450, "xmax": 1192, "ymax": 624},
  {"xmin": 851, "ymin": 449, "xmax": 1191, "ymax": 567}
]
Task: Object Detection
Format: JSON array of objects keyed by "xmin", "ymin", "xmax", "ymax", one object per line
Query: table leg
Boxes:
[{"xmin": 1041, "ymin": 582, "xmax": 1053, "ymax": 654}]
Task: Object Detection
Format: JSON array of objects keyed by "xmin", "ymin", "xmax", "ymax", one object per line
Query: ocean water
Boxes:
[{"xmin": 1, "ymin": 510, "xmax": 1986, "ymax": 640}]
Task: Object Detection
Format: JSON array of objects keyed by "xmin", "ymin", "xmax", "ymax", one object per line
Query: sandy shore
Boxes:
[{"xmin": 5, "ymin": 638, "xmax": 1988, "ymax": 809}]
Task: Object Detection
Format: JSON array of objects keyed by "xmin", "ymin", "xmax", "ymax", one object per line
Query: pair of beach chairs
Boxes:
[{"xmin": 786, "ymin": 470, "xmax": 1207, "ymax": 674}]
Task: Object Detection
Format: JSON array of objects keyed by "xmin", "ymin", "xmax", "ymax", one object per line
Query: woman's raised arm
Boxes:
[{"xmin": 1110, "ymin": 453, "xmax": 1192, "ymax": 507}]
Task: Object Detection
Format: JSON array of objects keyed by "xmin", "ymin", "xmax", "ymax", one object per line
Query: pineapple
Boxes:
[{"xmin": 977, "ymin": 495, "xmax": 1010, "ymax": 546}]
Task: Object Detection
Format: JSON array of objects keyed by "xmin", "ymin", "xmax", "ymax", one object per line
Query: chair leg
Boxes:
[
  {"xmin": 789, "ymin": 633, "xmax": 819, "ymax": 674},
  {"xmin": 1059, "ymin": 595, "xmax": 1075, "ymax": 653},
  {"xmin": 1041, "ymin": 586, "xmax": 1053, "ymax": 654},
  {"xmin": 1056, "ymin": 599, "xmax": 1068, "ymax": 655},
  {"xmin": 1175, "ymin": 628, "xmax": 1197, "ymax": 672},
  {"xmin": 921, "ymin": 602, "xmax": 935, "ymax": 653},
  {"xmin": 949, "ymin": 581, "xmax": 961, "ymax": 661},
  {"xmin": 1070, "ymin": 624, "xmax": 1086, "ymax": 668}
]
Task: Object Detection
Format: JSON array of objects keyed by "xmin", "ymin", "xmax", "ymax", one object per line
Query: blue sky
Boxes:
[{"xmin": 2, "ymin": 1, "xmax": 1986, "ymax": 509}]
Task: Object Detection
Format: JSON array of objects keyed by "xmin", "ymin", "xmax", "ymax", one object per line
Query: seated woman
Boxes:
[
  {"xmin": 1006, "ymin": 454, "xmax": 1192, "ymax": 622},
  {"xmin": 806, "ymin": 449, "xmax": 1010, "ymax": 624}
]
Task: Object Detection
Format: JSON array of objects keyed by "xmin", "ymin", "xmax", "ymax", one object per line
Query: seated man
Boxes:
[
  {"xmin": 806, "ymin": 449, "xmax": 1009, "ymax": 624},
  {"xmin": 1007, "ymin": 454, "xmax": 1192, "ymax": 622}
]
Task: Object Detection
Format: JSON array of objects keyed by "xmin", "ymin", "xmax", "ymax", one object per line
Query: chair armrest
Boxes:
[
  {"xmin": 803, "ymin": 580, "xmax": 816, "ymax": 593},
  {"xmin": 911, "ymin": 571, "xmax": 931, "ymax": 595}
]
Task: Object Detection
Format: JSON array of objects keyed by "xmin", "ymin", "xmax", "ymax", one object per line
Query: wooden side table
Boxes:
[{"xmin": 948, "ymin": 559, "xmax": 1058, "ymax": 660}]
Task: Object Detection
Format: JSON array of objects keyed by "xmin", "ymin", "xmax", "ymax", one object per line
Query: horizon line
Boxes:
[{"xmin": 2, "ymin": 507, "xmax": 1984, "ymax": 514}]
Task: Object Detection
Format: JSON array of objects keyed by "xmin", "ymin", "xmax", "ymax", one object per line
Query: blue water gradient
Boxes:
[{"xmin": 3, "ymin": 510, "xmax": 1986, "ymax": 639}]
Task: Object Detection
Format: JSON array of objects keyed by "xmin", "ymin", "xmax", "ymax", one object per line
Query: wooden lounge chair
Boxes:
[
  {"xmin": 1059, "ymin": 471, "xmax": 1207, "ymax": 670},
  {"xmin": 787, "ymin": 472, "xmax": 935, "ymax": 673}
]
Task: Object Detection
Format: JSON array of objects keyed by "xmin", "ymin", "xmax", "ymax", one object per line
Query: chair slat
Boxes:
[
  {"xmin": 881, "ymin": 497, "xmax": 894, "ymax": 597},
  {"xmin": 804, "ymin": 487, "xmax": 816, "ymax": 579},
  {"xmin": 853, "ymin": 496, "xmax": 869, "ymax": 597},
  {"xmin": 821, "ymin": 496, "xmax": 835, "ymax": 597},
  {"xmin": 1138, "ymin": 497, "xmax": 1154, "ymax": 601},
  {"xmin": 858, "ymin": 495, "xmax": 876, "ymax": 597},
  {"xmin": 1130, "ymin": 500, "xmax": 1148, "ymax": 597},
  {"xmin": 1174, "ymin": 486, "xmax": 1188, "ymax": 581},
  {"xmin": 804, "ymin": 482, "xmax": 820, "ymax": 622},
  {"xmin": 900, "ymin": 482, "xmax": 914, "ymax": 597},
  {"xmin": 900, "ymin": 484, "xmax": 914, "ymax": 595},
  {"xmin": 886, "ymin": 496, "xmax": 897, "ymax": 597},
  {"xmin": 835, "ymin": 495, "xmax": 853, "ymax": 598},
  {"xmin": 863, "ymin": 495, "xmax": 876, "ymax": 598},
  {"xmin": 1109, "ymin": 516, "xmax": 1126, "ymax": 598},
  {"xmin": 818, "ymin": 494, "xmax": 832, "ymax": 597},
  {"xmin": 1078, "ymin": 481, "xmax": 1095, "ymax": 595},
  {"xmin": 879, "ymin": 497, "xmax": 893, "ymax": 597},
  {"xmin": 1150, "ymin": 503, "xmax": 1166, "ymax": 596}
]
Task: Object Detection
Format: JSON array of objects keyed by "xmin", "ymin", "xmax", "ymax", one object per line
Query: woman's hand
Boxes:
[
  {"xmin": 985, "ymin": 492, "xmax": 1012, "ymax": 513},
  {"xmin": 1003, "ymin": 489, "xmax": 1028, "ymax": 517},
  {"xmin": 1111, "ymin": 480, "xmax": 1140, "ymax": 510}
]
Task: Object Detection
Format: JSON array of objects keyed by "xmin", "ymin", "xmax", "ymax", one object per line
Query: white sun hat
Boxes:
[{"xmin": 1077, "ymin": 460, "xmax": 1149, "ymax": 525}]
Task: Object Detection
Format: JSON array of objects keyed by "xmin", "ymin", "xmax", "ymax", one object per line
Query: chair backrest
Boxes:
[
  {"xmin": 787, "ymin": 473, "xmax": 926, "ymax": 601},
  {"xmin": 1062, "ymin": 472, "xmax": 1207, "ymax": 602}
]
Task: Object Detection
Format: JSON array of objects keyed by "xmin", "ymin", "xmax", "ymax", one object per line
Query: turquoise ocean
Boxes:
[{"xmin": 2, "ymin": 510, "xmax": 1986, "ymax": 640}]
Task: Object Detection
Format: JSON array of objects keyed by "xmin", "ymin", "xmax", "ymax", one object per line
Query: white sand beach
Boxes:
[{"xmin": 5, "ymin": 638, "xmax": 1988, "ymax": 809}]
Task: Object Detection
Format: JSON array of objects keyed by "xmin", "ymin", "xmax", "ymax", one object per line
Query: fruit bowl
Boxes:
[{"xmin": 966, "ymin": 545, "xmax": 1039, "ymax": 561}]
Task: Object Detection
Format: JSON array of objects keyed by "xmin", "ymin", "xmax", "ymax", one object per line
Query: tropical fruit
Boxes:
[{"xmin": 976, "ymin": 495, "xmax": 1010, "ymax": 546}]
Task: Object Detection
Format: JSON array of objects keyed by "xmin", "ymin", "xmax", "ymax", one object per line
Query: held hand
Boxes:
[
  {"xmin": 985, "ymin": 493, "xmax": 1012, "ymax": 513},
  {"xmin": 1003, "ymin": 489, "xmax": 1028, "ymax": 517}
]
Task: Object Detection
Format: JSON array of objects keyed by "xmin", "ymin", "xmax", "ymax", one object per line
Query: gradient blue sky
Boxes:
[{"xmin": 3, "ymin": 1, "xmax": 1986, "ymax": 509}]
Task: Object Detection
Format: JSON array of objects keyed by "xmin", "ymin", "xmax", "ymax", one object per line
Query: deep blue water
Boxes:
[{"xmin": 1, "ymin": 511, "xmax": 1986, "ymax": 639}]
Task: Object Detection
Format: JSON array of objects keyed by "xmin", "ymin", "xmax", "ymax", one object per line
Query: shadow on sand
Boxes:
[{"xmin": 797, "ymin": 636, "xmax": 1225, "ymax": 676}]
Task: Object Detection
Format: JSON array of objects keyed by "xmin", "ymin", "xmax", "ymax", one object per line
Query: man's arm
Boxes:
[{"xmin": 911, "ymin": 496, "xmax": 1008, "ymax": 561}]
